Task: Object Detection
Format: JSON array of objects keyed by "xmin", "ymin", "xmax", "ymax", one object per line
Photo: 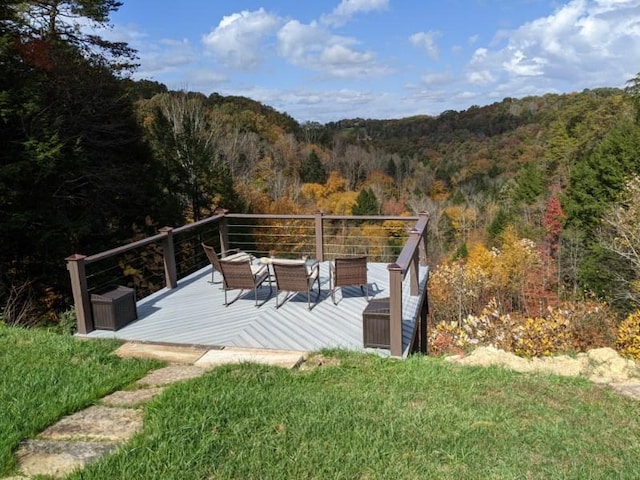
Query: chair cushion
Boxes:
[
  {"xmin": 224, "ymin": 251, "xmax": 252, "ymax": 262},
  {"xmin": 271, "ymin": 258, "xmax": 306, "ymax": 265}
]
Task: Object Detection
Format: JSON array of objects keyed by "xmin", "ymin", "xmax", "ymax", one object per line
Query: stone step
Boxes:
[
  {"xmin": 194, "ymin": 346, "xmax": 306, "ymax": 369},
  {"xmin": 16, "ymin": 440, "xmax": 119, "ymax": 478}
]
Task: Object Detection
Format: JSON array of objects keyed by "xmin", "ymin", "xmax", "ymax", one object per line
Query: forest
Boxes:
[{"xmin": 3, "ymin": 1, "xmax": 640, "ymax": 357}]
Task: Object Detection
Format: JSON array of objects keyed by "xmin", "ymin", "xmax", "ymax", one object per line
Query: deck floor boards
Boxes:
[{"xmin": 81, "ymin": 262, "xmax": 429, "ymax": 357}]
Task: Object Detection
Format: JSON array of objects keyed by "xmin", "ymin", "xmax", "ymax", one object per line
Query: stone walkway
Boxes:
[{"xmin": 4, "ymin": 344, "xmax": 306, "ymax": 479}]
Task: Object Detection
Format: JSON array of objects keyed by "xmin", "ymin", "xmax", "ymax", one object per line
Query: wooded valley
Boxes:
[{"xmin": 3, "ymin": 1, "xmax": 640, "ymax": 346}]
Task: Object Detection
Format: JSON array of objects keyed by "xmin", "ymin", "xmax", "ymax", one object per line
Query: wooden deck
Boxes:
[{"xmin": 80, "ymin": 262, "xmax": 429, "ymax": 357}]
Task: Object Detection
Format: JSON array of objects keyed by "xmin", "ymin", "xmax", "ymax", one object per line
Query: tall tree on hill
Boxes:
[
  {"xmin": 625, "ymin": 72, "xmax": 640, "ymax": 124},
  {"xmin": 0, "ymin": 0, "xmax": 170, "ymax": 323},
  {"xmin": 300, "ymin": 149, "xmax": 327, "ymax": 184},
  {"xmin": 352, "ymin": 188, "xmax": 379, "ymax": 216},
  {"xmin": 564, "ymin": 120, "xmax": 640, "ymax": 298},
  {"xmin": 147, "ymin": 92, "xmax": 241, "ymax": 221}
]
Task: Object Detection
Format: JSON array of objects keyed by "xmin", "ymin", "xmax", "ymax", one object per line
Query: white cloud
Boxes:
[
  {"xmin": 467, "ymin": 70, "xmax": 495, "ymax": 85},
  {"xmin": 409, "ymin": 31, "xmax": 441, "ymax": 59},
  {"xmin": 277, "ymin": 20, "xmax": 390, "ymax": 78},
  {"xmin": 420, "ymin": 71, "xmax": 455, "ymax": 86},
  {"xmin": 201, "ymin": 8, "xmax": 282, "ymax": 69},
  {"xmin": 322, "ymin": 0, "xmax": 389, "ymax": 27},
  {"xmin": 133, "ymin": 38, "xmax": 198, "ymax": 79},
  {"xmin": 464, "ymin": 0, "xmax": 640, "ymax": 99}
]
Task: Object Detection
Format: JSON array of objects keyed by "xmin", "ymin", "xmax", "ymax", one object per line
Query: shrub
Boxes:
[
  {"xmin": 429, "ymin": 262, "xmax": 490, "ymax": 324},
  {"xmin": 513, "ymin": 309, "xmax": 574, "ymax": 357},
  {"xmin": 428, "ymin": 300, "xmax": 618, "ymax": 358},
  {"xmin": 428, "ymin": 300, "xmax": 518, "ymax": 355},
  {"xmin": 616, "ymin": 311, "xmax": 640, "ymax": 360}
]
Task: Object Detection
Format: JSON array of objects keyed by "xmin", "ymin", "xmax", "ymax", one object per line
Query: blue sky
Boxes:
[{"xmin": 106, "ymin": 0, "xmax": 640, "ymax": 123}]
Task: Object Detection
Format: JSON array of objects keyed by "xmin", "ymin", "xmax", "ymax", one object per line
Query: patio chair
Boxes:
[
  {"xmin": 330, "ymin": 256, "xmax": 369, "ymax": 305},
  {"xmin": 218, "ymin": 257, "xmax": 272, "ymax": 307},
  {"xmin": 271, "ymin": 259, "xmax": 321, "ymax": 310},
  {"xmin": 201, "ymin": 242, "xmax": 253, "ymax": 284}
]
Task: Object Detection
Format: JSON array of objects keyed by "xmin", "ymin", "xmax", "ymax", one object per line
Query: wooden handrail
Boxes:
[{"xmin": 387, "ymin": 212, "xmax": 430, "ymax": 357}]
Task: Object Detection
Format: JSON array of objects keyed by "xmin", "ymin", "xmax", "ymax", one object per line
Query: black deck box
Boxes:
[
  {"xmin": 91, "ymin": 285, "xmax": 137, "ymax": 330},
  {"xmin": 362, "ymin": 297, "xmax": 390, "ymax": 348}
]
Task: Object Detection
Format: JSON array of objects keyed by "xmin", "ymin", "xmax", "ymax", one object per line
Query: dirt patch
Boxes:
[{"xmin": 298, "ymin": 354, "xmax": 342, "ymax": 371}]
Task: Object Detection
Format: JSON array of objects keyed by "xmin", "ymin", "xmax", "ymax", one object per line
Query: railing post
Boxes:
[
  {"xmin": 159, "ymin": 227, "xmax": 177, "ymax": 289},
  {"xmin": 314, "ymin": 211, "xmax": 324, "ymax": 262},
  {"xmin": 419, "ymin": 211, "xmax": 429, "ymax": 266},
  {"xmin": 219, "ymin": 212, "xmax": 230, "ymax": 255},
  {"xmin": 65, "ymin": 254, "xmax": 93, "ymax": 334},
  {"xmin": 409, "ymin": 227, "xmax": 420, "ymax": 296},
  {"xmin": 388, "ymin": 263, "xmax": 403, "ymax": 357}
]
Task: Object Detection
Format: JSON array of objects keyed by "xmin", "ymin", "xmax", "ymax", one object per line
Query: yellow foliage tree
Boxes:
[
  {"xmin": 324, "ymin": 171, "xmax": 348, "ymax": 195},
  {"xmin": 444, "ymin": 205, "xmax": 478, "ymax": 241},
  {"xmin": 466, "ymin": 242, "xmax": 494, "ymax": 274},
  {"xmin": 429, "ymin": 180, "xmax": 449, "ymax": 202},
  {"xmin": 300, "ymin": 183, "xmax": 325, "ymax": 202},
  {"xmin": 318, "ymin": 191, "xmax": 358, "ymax": 215},
  {"xmin": 492, "ymin": 226, "xmax": 541, "ymax": 309}
]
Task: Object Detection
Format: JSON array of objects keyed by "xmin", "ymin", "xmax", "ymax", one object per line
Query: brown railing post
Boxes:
[
  {"xmin": 409, "ymin": 227, "xmax": 420, "ymax": 296},
  {"xmin": 388, "ymin": 263, "xmax": 403, "ymax": 357},
  {"xmin": 65, "ymin": 254, "xmax": 93, "ymax": 334},
  {"xmin": 314, "ymin": 211, "xmax": 324, "ymax": 262},
  {"xmin": 219, "ymin": 212, "xmax": 230, "ymax": 255},
  {"xmin": 419, "ymin": 211, "xmax": 429, "ymax": 266},
  {"xmin": 159, "ymin": 227, "xmax": 177, "ymax": 289}
]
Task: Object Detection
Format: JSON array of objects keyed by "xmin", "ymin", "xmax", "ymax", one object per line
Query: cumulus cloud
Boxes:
[
  {"xmin": 465, "ymin": 0, "xmax": 640, "ymax": 95},
  {"xmin": 277, "ymin": 19, "xmax": 390, "ymax": 78},
  {"xmin": 410, "ymin": 31, "xmax": 441, "ymax": 59},
  {"xmin": 321, "ymin": 0, "xmax": 389, "ymax": 27},
  {"xmin": 202, "ymin": 8, "xmax": 282, "ymax": 69}
]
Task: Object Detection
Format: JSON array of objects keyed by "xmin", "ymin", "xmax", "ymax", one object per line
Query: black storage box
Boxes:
[
  {"xmin": 362, "ymin": 297, "xmax": 390, "ymax": 348},
  {"xmin": 91, "ymin": 285, "xmax": 137, "ymax": 330}
]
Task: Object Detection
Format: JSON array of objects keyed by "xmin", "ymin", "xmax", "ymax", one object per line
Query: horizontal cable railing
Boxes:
[{"xmin": 66, "ymin": 211, "xmax": 430, "ymax": 355}]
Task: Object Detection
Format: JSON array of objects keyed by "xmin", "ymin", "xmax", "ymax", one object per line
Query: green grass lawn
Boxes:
[
  {"xmin": 3, "ymin": 326, "xmax": 640, "ymax": 479},
  {"xmin": 76, "ymin": 351, "xmax": 640, "ymax": 480},
  {"xmin": 0, "ymin": 324, "xmax": 162, "ymax": 477}
]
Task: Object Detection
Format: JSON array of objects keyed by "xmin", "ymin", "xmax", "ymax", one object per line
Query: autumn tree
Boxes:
[{"xmin": 543, "ymin": 196, "xmax": 565, "ymax": 258}]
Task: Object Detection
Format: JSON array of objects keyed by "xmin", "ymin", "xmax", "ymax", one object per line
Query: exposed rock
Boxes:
[{"xmin": 446, "ymin": 346, "xmax": 640, "ymax": 390}]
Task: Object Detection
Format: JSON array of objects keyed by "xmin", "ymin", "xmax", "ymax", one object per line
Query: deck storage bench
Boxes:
[
  {"xmin": 91, "ymin": 285, "xmax": 137, "ymax": 330},
  {"xmin": 362, "ymin": 297, "xmax": 390, "ymax": 348}
]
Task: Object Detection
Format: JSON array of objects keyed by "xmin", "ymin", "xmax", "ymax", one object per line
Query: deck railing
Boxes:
[{"xmin": 66, "ymin": 211, "xmax": 429, "ymax": 357}]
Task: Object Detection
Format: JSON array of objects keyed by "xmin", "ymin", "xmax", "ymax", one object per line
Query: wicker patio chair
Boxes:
[
  {"xmin": 201, "ymin": 243, "xmax": 253, "ymax": 284},
  {"xmin": 330, "ymin": 255, "xmax": 369, "ymax": 305},
  {"xmin": 218, "ymin": 257, "xmax": 272, "ymax": 307},
  {"xmin": 271, "ymin": 259, "xmax": 321, "ymax": 310}
]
